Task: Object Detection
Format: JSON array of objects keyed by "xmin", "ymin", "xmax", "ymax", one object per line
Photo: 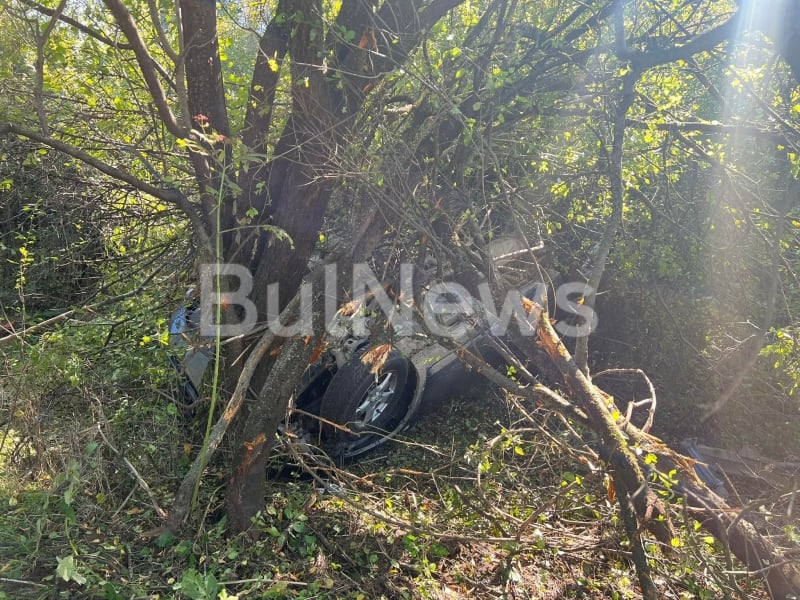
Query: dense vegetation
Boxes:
[{"xmin": 1, "ymin": 0, "xmax": 799, "ymax": 597}]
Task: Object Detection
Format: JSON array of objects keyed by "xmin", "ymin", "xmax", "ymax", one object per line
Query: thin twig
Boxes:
[
  {"xmin": 593, "ymin": 368, "xmax": 657, "ymax": 433},
  {"xmin": 0, "ymin": 577, "xmax": 47, "ymax": 588},
  {"xmin": 94, "ymin": 406, "xmax": 166, "ymax": 519}
]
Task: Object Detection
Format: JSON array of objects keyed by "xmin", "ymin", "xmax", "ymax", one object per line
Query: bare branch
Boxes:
[
  {"xmin": 32, "ymin": 0, "xmax": 67, "ymax": 135},
  {"xmin": 575, "ymin": 68, "xmax": 638, "ymax": 373},
  {"xmin": 620, "ymin": 13, "xmax": 739, "ymax": 71},
  {"xmin": 593, "ymin": 368, "xmax": 657, "ymax": 433},
  {"xmin": 626, "ymin": 118, "xmax": 794, "ymax": 147},
  {"xmin": 0, "ymin": 122, "xmax": 211, "ymax": 250},
  {"xmin": 102, "ymin": 0, "xmax": 188, "ymax": 138},
  {"xmin": 146, "ymin": 0, "xmax": 178, "ymax": 61},
  {"xmin": 19, "ymin": 0, "xmax": 133, "ymax": 49},
  {"xmin": 0, "ymin": 253, "xmax": 168, "ymax": 345},
  {"xmin": 700, "ymin": 205, "xmax": 788, "ymax": 421},
  {"xmin": 173, "ymin": 2, "xmax": 191, "ymax": 130}
]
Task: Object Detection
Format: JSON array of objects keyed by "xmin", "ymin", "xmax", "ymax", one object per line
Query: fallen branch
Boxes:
[
  {"xmin": 529, "ymin": 307, "xmax": 800, "ymax": 599},
  {"xmin": 534, "ymin": 311, "xmax": 676, "ymax": 545},
  {"xmin": 622, "ymin": 426, "xmax": 800, "ymax": 599}
]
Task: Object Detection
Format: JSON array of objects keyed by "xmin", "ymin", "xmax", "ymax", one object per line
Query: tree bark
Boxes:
[
  {"xmin": 178, "ymin": 0, "xmax": 234, "ymax": 238},
  {"xmin": 226, "ymin": 333, "xmax": 316, "ymax": 533},
  {"xmin": 535, "ymin": 309, "xmax": 676, "ymax": 546}
]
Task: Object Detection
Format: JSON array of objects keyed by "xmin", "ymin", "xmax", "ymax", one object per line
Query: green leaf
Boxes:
[
  {"xmin": 56, "ymin": 555, "xmax": 87, "ymax": 585},
  {"xmin": 155, "ymin": 531, "xmax": 175, "ymax": 548},
  {"xmin": 63, "ymin": 483, "xmax": 75, "ymax": 506}
]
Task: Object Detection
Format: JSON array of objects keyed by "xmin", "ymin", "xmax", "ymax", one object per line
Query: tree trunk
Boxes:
[
  {"xmin": 223, "ymin": 0, "xmax": 469, "ymax": 530},
  {"xmin": 226, "ymin": 334, "xmax": 316, "ymax": 533}
]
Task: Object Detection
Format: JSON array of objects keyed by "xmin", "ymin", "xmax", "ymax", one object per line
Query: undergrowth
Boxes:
[{"xmin": 0, "ymin": 356, "xmax": 780, "ymax": 600}]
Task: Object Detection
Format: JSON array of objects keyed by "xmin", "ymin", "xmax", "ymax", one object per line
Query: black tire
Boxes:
[
  {"xmin": 284, "ymin": 353, "xmax": 337, "ymax": 448},
  {"xmin": 293, "ymin": 353, "xmax": 336, "ymax": 414},
  {"xmin": 319, "ymin": 347, "xmax": 413, "ymax": 461}
]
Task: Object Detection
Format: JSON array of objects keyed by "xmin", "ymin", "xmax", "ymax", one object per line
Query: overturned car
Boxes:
[
  {"xmin": 169, "ymin": 237, "xmax": 572, "ymax": 463},
  {"xmin": 284, "ymin": 277, "xmax": 549, "ymax": 462},
  {"xmin": 170, "ymin": 273, "xmax": 549, "ymax": 463}
]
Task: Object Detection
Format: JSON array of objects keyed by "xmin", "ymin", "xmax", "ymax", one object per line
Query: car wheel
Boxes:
[
  {"xmin": 319, "ymin": 347, "xmax": 413, "ymax": 461},
  {"xmin": 282, "ymin": 353, "xmax": 337, "ymax": 450},
  {"xmin": 294, "ymin": 353, "xmax": 336, "ymax": 414}
]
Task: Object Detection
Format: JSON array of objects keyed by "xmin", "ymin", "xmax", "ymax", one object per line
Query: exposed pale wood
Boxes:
[{"xmin": 510, "ymin": 306, "xmax": 800, "ymax": 599}]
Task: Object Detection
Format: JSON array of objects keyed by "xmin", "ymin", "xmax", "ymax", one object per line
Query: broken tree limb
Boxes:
[
  {"xmin": 456, "ymin": 345, "xmax": 590, "ymax": 428},
  {"xmin": 620, "ymin": 425, "xmax": 800, "ymax": 600},
  {"xmin": 684, "ymin": 482, "xmax": 800, "ymax": 599},
  {"xmin": 534, "ymin": 310, "xmax": 676, "ymax": 546},
  {"xmin": 531, "ymin": 308, "xmax": 800, "ymax": 599}
]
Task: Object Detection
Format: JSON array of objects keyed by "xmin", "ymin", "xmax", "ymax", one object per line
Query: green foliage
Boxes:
[
  {"xmin": 172, "ymin": 569, "xmax": 219, "ymax": 600},
  {"xmin": 0, "ymin": 0, "xmax": 799, "ymax": 597},
  {"xmin": 0, "ymin": 140, "xmax": 104, "ymax": 313},
  {"xmin": 762, "ymin": 326, "xmax": 800, "ymax": 397}
]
